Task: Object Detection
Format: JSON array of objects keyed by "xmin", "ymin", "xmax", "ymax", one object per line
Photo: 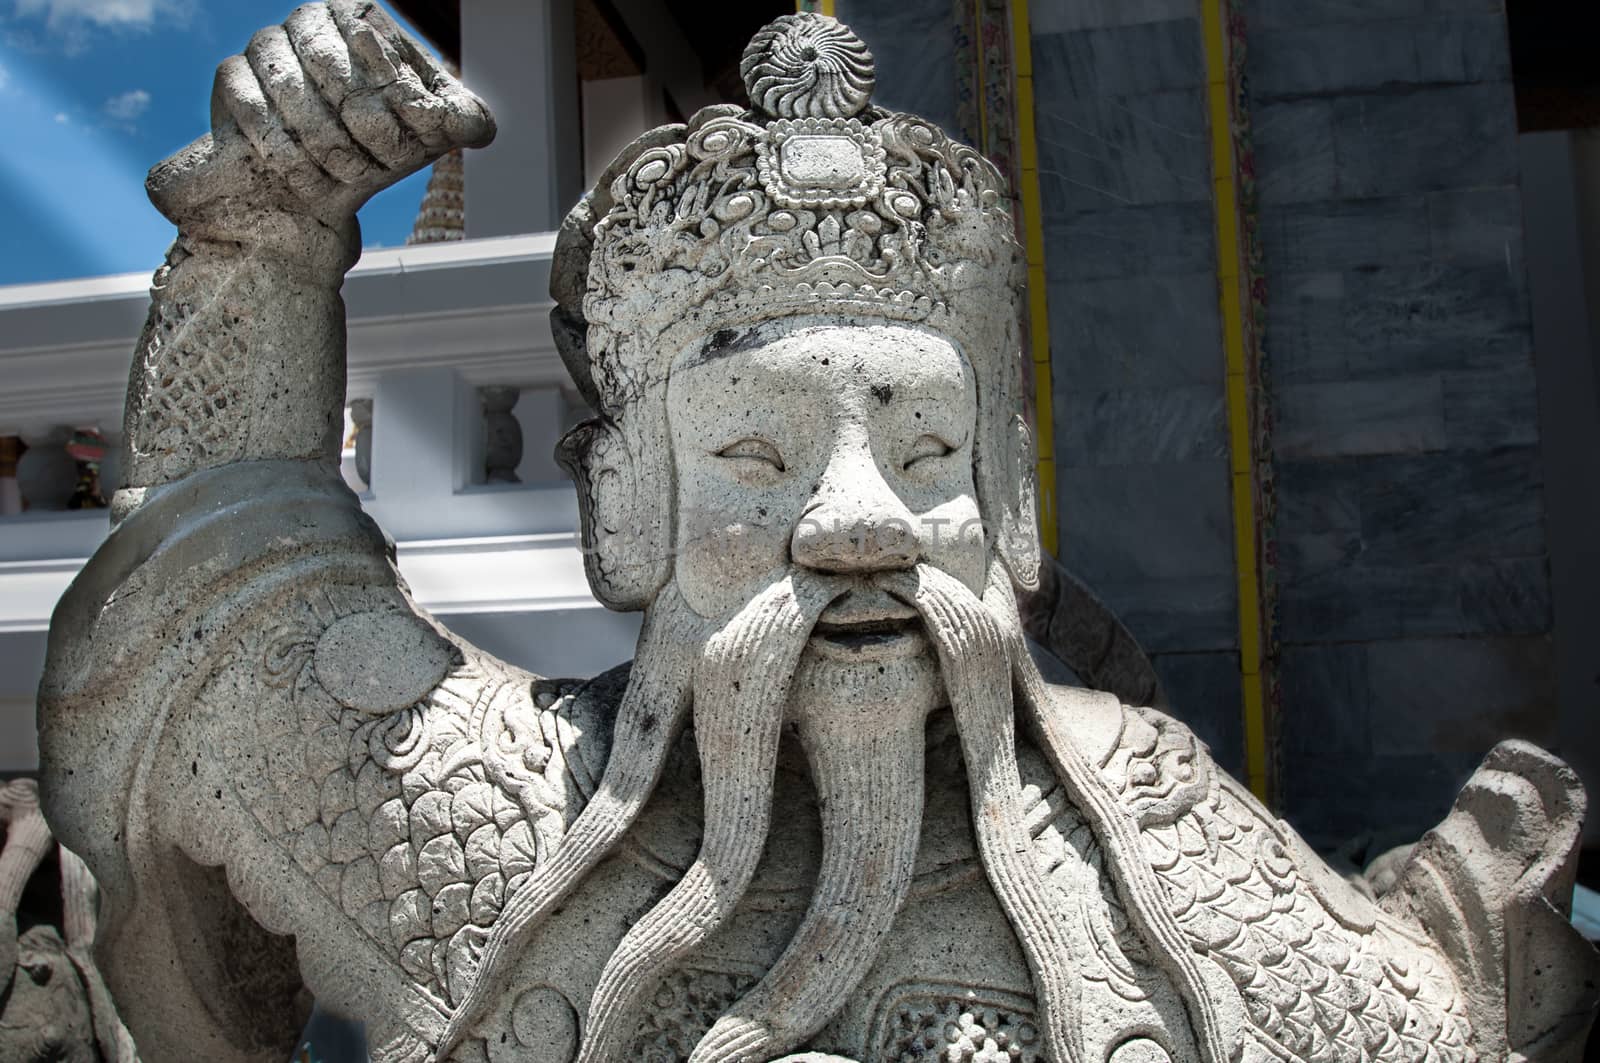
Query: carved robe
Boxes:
[{"xmin": 38, "ymin": 464, "xmax": 1596, "ymax": 1063}]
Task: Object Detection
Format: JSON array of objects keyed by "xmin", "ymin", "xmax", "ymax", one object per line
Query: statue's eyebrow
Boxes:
[{"xmin": 691, "ymin": 327, "xmax": 765, "ymax": 364}]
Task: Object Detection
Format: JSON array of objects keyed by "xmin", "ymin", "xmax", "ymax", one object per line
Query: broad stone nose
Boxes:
[{"xmin": 791, "ymin": 453, "xmax": 920, "ymax": 574}]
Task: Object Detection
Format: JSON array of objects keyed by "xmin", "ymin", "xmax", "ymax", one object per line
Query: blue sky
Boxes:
[{"xmin": 0, "ymin": 0, "xmax": 432, "ymax": 286}]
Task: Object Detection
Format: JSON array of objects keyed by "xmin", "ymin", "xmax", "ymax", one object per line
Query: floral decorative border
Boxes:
[{"xmin": 1225, "ymin": 0, "xmax": 1281, "ymax": 802}]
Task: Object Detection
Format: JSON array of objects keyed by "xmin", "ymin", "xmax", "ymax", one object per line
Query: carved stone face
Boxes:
[{"xmin": 667, "ymin": 318, "xmax": 988, "ymax": 698}]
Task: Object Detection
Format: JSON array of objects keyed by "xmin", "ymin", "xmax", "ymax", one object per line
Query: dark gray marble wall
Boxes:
[
  {"xmin": 1030, "ymin": 0, "xmax": 1246, "ymax": 775},
  {"xmin": 1245, "ymin": 0, "xmax": 1552, "ymax": 848},
  {"xmin": 835, "ymin": 0, "xmax": 961, "ymax": 138}
]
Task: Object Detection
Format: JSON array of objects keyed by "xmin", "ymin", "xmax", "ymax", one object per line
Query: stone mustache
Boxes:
[{"xmin": 34, "ymin": 4, "xmax": 1598, "ymax": 1062}]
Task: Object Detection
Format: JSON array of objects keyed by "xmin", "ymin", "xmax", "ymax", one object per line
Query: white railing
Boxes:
[{"xmin": 0, "ymin": 235, "xmax": 642, "ymax": 772}]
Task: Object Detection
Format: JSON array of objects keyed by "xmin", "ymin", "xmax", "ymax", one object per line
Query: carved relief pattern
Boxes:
[
  {"xmin": 629, "ymin": 968, "xmax": 759, "ymax": 1062},
  {"xmin": 875, "ymin": 991, "xmax": 1044, "ymax": 1063},
  {"xmin": 130, "ymin": 250, "xmax": 250, "ymax": 478},
  {"xmin": 1028, "ymin": 784, "xmax": 1151, "ymax": 1005},
  {"xmin": 584, "ymin": 106, "xmax": 1017, "ymax": 408},
  {"xmin": 224, "ymin": 589, "xmax": 592, "ymax": 1014},
  {"xmin": 1112, "ymin": 709, "xmax": 1476, "ymax": 1063}
]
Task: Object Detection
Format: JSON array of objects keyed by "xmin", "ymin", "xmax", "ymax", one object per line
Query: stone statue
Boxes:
[
  {"xmin": 36, "ymin": 6, "xmax": 1599, "ymax": 1062},
  {"xmin": 0, "ymin": 780, "xmax": 138, "ymax": 1062}
]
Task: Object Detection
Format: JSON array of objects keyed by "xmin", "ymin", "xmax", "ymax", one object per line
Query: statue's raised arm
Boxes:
[{"xmin": 124, "ymin": 0, "xmax": 492, "ymax": 493}]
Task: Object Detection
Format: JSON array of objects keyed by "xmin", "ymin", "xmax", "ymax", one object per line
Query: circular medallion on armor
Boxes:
[{"xmin": 313, "ymin": 610, "xmax": 455, "ymax": 713}]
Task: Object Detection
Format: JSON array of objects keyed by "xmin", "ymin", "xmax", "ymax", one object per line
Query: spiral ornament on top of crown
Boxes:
[{"xmin": 740, "ymin": 13, "xmax": 876, "ymax": 119}]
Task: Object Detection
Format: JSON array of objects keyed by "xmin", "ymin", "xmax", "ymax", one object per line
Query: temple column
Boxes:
[{"xmin": 460, "ymin": 0, "xmax": 582, "ymax": 235}]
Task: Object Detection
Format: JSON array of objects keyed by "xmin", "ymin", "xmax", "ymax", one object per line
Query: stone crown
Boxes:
[{"xmin": 555, "ymin": 13, "xmax": 1024, "ymax": 414}]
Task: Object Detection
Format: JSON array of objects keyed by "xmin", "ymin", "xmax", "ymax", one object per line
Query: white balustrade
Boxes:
[{"xmin": 0, "ymin": 234, "xmax": 640, "ymax": 772}]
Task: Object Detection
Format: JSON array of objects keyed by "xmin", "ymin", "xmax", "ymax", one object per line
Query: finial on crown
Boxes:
[{"xmin": 740, "ymin": 13, "xmax": 875, "ymax": 119}]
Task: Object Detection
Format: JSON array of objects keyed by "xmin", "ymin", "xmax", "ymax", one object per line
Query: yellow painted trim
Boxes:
[
  {"xmin": 1009, "ymin": 0, "xmax": 1057, "ymax": 556},
  {"xmin": 1202, "ymin": 0, "xmax": 1269, "ymax": 802},
  {"xmin": 796, "ymin": 0, "xmax": 835, "ymax": 16}
]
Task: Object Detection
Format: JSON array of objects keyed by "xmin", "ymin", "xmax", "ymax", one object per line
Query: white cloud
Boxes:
[
  {"xmin": 13, "ymin": 0, "xmax": 169, "ymax": 29},
  {"xmin": 102, "ymin": 87, "xmax": 148, "ymax": 122},
  {"xmin": 53, "ymin": 111, "xmax": 68, "ymax": 123},
  {"xmin": 8, "ymin": 0, "xmax": 193, "ymax": 49}
]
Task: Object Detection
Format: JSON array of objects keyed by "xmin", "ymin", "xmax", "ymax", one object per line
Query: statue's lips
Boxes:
[{"xmin": 808, "ymin": 615, "xmax": 926, "ymax": 661}]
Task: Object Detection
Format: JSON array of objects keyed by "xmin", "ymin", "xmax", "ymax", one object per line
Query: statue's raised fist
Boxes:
[{"xmin": 149, "ymin": 0, "xmax": 494, "ymax": 226}]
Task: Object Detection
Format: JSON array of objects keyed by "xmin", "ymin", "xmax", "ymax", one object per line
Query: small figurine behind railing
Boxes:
[{"xmin": 64, "ymin": 427, "xmax": 109, "ymax": 510}]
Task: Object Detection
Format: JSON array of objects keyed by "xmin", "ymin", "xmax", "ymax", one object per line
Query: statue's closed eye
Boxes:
[
  {"xmin": 902, "ymin": 434, "xmax": 955, "ymax": 470},
  {"xmin": 716, "ymin": 438, "xmax": 787, "ymax": 471}
]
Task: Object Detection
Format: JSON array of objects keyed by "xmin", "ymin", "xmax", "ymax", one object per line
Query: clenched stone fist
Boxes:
[{"xmin": 148, "ymin": 0, "xmax": 494, "ymax": 228}]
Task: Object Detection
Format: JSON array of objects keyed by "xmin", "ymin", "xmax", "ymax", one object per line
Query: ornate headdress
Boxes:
[{"xmin": 554, "ymin": 13, "xmax": 1038, "ymax": 610}]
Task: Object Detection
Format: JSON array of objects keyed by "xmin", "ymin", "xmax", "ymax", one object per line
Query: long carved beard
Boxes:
[
  {"xmin": 445, "ymin": 555, "xmax": 1225, "ymax": 1063},
  {"xmin": 575, "ymin": 571, "xmax": 842, "ymax": 1062},
  {"xmin": 878, "ymin": 560, "xmax": 1089, "ymax": 1063}
]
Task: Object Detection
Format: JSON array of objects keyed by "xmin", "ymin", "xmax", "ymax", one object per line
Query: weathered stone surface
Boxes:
[
  {"xmin": 1273, "ymin": 377, "xmax": 1447, "ymax": 459},
  {"xmin": 0, "ymin": 780, "xmax": 136, "ymax": 1063},
  {"xmin": 1032, "ymin": 21, "xmax": 1205, "ymax": 100},
  {"xmin": 1057, "ymin": 385, "xmax": 1227, "ymax": 467},
  {"xmin": 1279, "ymin": 556, "xmax": 1554, "ymax": 642},
  {"xmin": 1259, "ymin": 195, "xmax": 1432, "ymax": 274},
  {"xmin": 1034, "ymin": 88, "xmax": 1213, "ymax": 212},
  {"xmin": 1049, "ymin": 273, "xmax": 1225, "ymax": 387},
  {"xmin": 33, "ymin": 8, "xmax": 1600, "ymax": 1063},
  {"xmin": 1249, "ymin": 17, "xmax": 1510, "ymax": 99},
  {"xmin": 1149, "ymin": 652, "xmax": 1245, "ymax": 776},
  {"xmin": 1266, "ymin": 265, "xmax": 1532, "ymax": 381},
  {"xmin": 1046, "ymin": 204, "xmax": 1220, "ymax": 282}
]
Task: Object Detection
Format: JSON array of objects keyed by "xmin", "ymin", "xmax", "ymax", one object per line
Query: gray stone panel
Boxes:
[
  {"xmin": 1274, "ymin": 459, "xmax": 1362, "ymax": 581},
  {"xmin": 1057, "ymin": 384, "xmax": 1228, "ymax": 467},
  {"xmin": 1357, "ymin": 448, "xmax": 1546, "ymax": 564},
  {"xmin": 1260, "ymin": 195, "xmax": 1431, "ymax": 274},
  {"xmin": 1267, "ymin": 265, "xmax": 1532, "ymax": 382},
  {"xmin": 1365, "ymin": 636, "xmax": 1559, "ymax": 756},
  {"xmin": 1280, "ymin": 750, "xmax": 1481, "ymax": 853},
  {"xmin": 1249, "ymin": 17, "xmax": 1510, "ymax": 99},
  {"xmin": 1278, "ymin": 643, "xmax": 1371, "ymax": 758},
  {"xmin": 1273, "ymin": 377, "xmax": 1447, "ymax": 459},
  {"xmin": 1049, "ymin": 273, "xmax": 1224, "ymax": 390},
  {"xmin": 1331, "ymin": 85, "xmax": 1518, "ymax": 198},
  {"xmin": 1276, "ymin": 449, "xmax": 1545, "ymax": 581},
  {"xmin": 1249, "ymin": 23, "xmax": 1427, "ymax": 99},
  {"xmin": 1035, "ymin": 88, "xmax": 1213, "ymax": 212},
  {"xmin": 1442, "ymin": 368, "xmax": 1541, "ymax": 450},
  {"xmin": 1425, "ymin": 186, "xmax": 1525, "ymax": 265},
  {"xmin": 1031, "ymin": 0, "xmax": 1197, "ymax": 33},
  {"xmin": 1057, "ymin": 459, "xmax": 1237, "ymax": 585},
  {"xmin": 1263, "ymin": 272, "xmax": 1355, "ymax": 382},
  {"xmin": 1278, "ymin": 556, "xmax": 1552, "ymax": 643},
  {"xmin": 1241, "ymin": 0, "xmax": 1551, "ymax": 857},
  {"xmin": 1045, "ymin": 203, "xmax": 1218, "ymax": 282},
  {"xmin": 1032, "ymin": 21, "xmax": 1205, "ymax": 102},
  {"xmin": 1246, "ymin": 0, "xmax": 1502, "ymax": 31},
  {"xmin": 1086, "ymin": 575, "xmax": 1240, "ymax": 654},
  {"xmin": 1152, "ymin": 651, "xmax": 1246, "ymax": 775},
  {"xmin": 836, "ymin": 0, "xmax": 959, "ymax": 137},
  {"xmin": 1033, "ymin": 12, "xmax": 1239, "ymax": 674},
  {"xmin": 1252, "ymin": 100, "xmax": 1340, "ymax": 206}
]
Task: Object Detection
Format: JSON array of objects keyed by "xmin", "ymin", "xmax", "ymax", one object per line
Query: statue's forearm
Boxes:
[
  {"xmin": 121, "ymin": 201, "xmax": 358, "ymax": 492},
  {"xmin": 114, "ymin": 0, "xmax": 493, "ymax": 497}
]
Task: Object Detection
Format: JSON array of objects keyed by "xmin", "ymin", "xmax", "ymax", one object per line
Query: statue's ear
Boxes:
[
  {"xmin": 557, "ymin": 418, "xmax": 673, "ymax": 610},
  {"xmin": 995, "ymin": 413, "xmax": 1042, "ymax": 592}
]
